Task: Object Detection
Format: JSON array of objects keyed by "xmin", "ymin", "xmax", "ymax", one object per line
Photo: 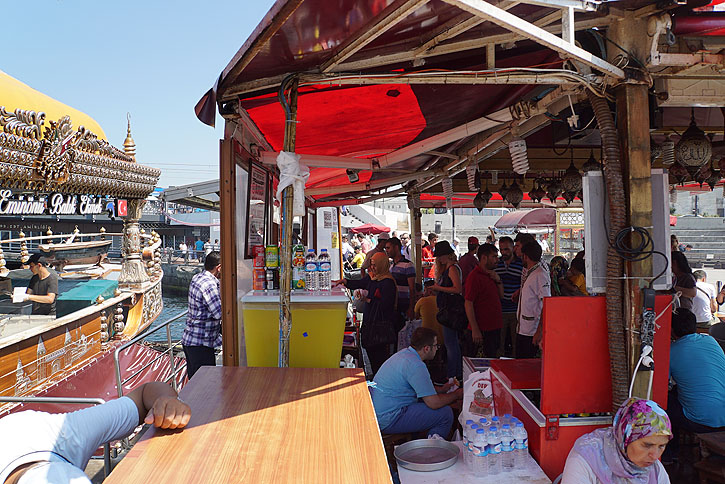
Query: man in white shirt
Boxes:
[
  {"xmin": 0, "ymin": 382, "xmax": 190, "ymax": 484},
  {"xmin": 341, "ymin": 235, "xmax": 354, "ymax": 262},
  {"xmin": 693, "ymin": 270, "xmax": 718, "ymax": 327},
  {"xmin": 517, "ymin": 242, "xmax": 550, "ymax": 358}
]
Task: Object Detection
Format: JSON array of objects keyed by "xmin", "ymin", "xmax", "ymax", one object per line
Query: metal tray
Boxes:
[{"xmin": 394, "ymin": 439, "xmax": 459, "ymax": 472}]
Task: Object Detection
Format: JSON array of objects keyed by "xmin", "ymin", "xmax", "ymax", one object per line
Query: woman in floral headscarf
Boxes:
[{"xmin": 562, "ymin": 398, "xmax": 673, "ymax": 483}]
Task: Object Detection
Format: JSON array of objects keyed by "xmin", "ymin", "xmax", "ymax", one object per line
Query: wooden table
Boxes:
[{"xmin": 105, "ymin": 367, "xmax": 392, "ymax": 483}]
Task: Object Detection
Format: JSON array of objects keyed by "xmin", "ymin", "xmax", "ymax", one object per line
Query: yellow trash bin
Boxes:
[{"xmin": 241, "ymin": 289, "xmax": 348, "ymax": 368}]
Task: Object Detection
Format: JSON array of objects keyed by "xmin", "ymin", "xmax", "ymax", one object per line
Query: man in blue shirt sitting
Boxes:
[
  {"xmin": 666, "ymin": 308, "xmax": 725, "ymax": 458},
  {"xmin": 371, "ymin": 327, "xmax": 463, "ymax": 438}
]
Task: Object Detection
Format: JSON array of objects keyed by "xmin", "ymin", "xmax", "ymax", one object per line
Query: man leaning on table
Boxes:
[
  {"xmin": 371, "ymin": 327, "xmax": 463, "ymax": 438},
  {"xmin": 0, "ymin": 382, "xmax": 190, "ymax": 484}
]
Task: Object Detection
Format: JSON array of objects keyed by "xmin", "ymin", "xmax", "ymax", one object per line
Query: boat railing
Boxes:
[
  {"xmin": 113, "ymin": 310, "xmax": 188, "ymax": 399},
  {"xmin": 0, "ymin": 396, "xmax": 111, "ymax": 477}
]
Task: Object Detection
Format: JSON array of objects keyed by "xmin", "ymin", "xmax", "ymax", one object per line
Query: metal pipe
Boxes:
[{"xmin": 278, "ymin": 76, "xmax": 298, "ymax": 368}]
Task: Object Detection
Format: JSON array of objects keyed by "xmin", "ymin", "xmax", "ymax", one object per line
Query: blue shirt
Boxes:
[
  {"xmin": 195, "ymin": 240, "xmax": 205, "ymax": 252},
  {"xmin": 371, "ymin": 347, "xmax": 436, "ymax": 430},
  {"xmin": 670, "ymin": 333, "xmax": 725, "ymax": 427},
  {"xmin": 495, "ymin": 256, "xmax": 523, "ymax": 313},
  {"xmin": 182, "ymin": 271, "xmax": 223, "ymax": 348}
]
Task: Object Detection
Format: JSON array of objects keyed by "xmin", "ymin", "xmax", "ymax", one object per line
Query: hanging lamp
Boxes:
[{"xmin": 676, "ymin": 109, "xmax": 712, "ymax": 177}]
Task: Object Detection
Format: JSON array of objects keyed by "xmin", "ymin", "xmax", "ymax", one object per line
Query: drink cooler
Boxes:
[
  {"xmin": 464, "ymin": 295, "xmax": 672, "ymax": 479},
  {"xmin": 241, "ymin": 289, "xmax": 348, "ymax": 368}
]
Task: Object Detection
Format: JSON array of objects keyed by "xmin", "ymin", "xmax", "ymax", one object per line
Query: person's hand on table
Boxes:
[
  {"xmin": 144, "ymin": 396, "xmax": 192, "ymax": 429},
  {"xmin": 452, "ymin": 387, "xmax": 464, "ymax": 400},
  {"xmin": 332, "ymin": 279, "xmax": 346, "ymax": 287}
]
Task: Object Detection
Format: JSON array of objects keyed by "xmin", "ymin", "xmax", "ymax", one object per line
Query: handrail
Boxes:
[
  {"xmin": 113, "ymin": 310, "xmax": 188, "ymax": 399},
  {"xmin": 0, "ymin": 396, "xmax": 111, "ymax": 477},
  {"xmin": 0, "ymin": 233, "xmax": 123, "ymax": 244}
]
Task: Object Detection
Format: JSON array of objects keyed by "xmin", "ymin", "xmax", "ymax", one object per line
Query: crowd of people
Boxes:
[{"xmin": 341, "ymin": 228, "xmax": 725, "ymax": 480}]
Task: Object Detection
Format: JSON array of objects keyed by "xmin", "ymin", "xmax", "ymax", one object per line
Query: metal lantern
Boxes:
[
  {"xmin": 562, "ymin": 156, "xmax": 582, "ymax": 193},
  {"xmin": 706, "ymin": 169, "xmax": 721, "ymax": 191},
  {"xmin": 675, "ymin": 110, "xmax": 712, "ymax": 177},
  {"xmin": 696, "ymin": 165, "xmax": 711, "ymax": 187},
  {"xmin": 563, "ymin": 190, "xmax": 577, "ymax": 204},
  {"xmin": 466, "ymin": 165, "xmax": 478, "ymax": 191},
  {"xmin": 719, "ymin": 157, "xmax": 725, "ymax": 174},
  {"xmin": 498, "ymin": 180, "xmax": 510, "ymax": 200},
  {"xmin": 505, "ymin": 179, "xmax": 524, "ymax": 208},
  {"xmin": 582, "ymin": 150, "xmax": 601, "ymax": 172},
  {"xmin": 481, "ymin": 182, "xmax": 493, "ymax": 205},
  {"xmin": 546, "ymin": 178, "xmax": 562, "ymax": 203},
  {"xmin": 528, "ymin": 179, "xmax": 543, "ymax": 203},
  {"xmin": 473, "ymin": 191, "xmax": 486, "ymax": 212},
  {"xmin": 669, "ymin": 162, "xmax": 689, "ymax": 184}
]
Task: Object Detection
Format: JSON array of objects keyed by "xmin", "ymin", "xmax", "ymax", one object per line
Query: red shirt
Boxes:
[
  {"xmin": 464, "ymin": 265, "xmax": 503, "ymax": 332},
  {"xmin": 422, "ymin": 245, "xmax": 435, "ymax": 278}
]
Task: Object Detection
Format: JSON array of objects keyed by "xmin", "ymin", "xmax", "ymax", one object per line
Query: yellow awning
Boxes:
[{"xmin": 0, "ymin": 69, "xmax": 107, "ymax": 140}]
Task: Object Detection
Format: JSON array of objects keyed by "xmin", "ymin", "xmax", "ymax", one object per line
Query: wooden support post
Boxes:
[
  {"xmin": 220, "ymin": 138, "xmax": 239, "ymax": 366},
  {"xmin": 409, "ymin": 196, "xmax": 423, "ymax": 286},
  {"xmin": 610, "ymin": 13, "xmax": 654, "ymax": 400},
  {"xmin": 618, "ymin": 83, "xmax": 653, "ymax": 399},
  {"xmin": 278, "ymin": 78, "xmax": 299, "ymax": 368}
]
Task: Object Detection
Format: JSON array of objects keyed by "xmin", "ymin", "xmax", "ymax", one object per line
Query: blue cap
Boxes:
[
  {"xmin": 466, "ymin": 419, "xmax": 473, "ymax": 425},
  {"xmin": 502, "ymin": 424, "xmax": 510, "ymax": 429},
  {"xmin": 504, "ymin": 413, "xmax": 512, "ymax": 419},
  {"xmin": 477, "ymin": 428, "xmax": 485, "ymax": 434},
  {"xmin": 479, "ymin": 417, "xmax": 487, "ymax": 424},
  {"xmin": 471, "ymin": 424, "xmax": 479, "ymax": 429},
  {"xmin": 490, "ymin": 426, "xmax": 498, "ymax": 432},
  {"xmin": 491, "ymin": 416, "xmax": 499, "ymax": 421},
  {"xmin": 516, "ymin": 422, "xmax": 524, "ymax": 427}
]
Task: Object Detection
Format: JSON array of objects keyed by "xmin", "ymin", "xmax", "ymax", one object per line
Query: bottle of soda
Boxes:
[
  {"xmin": 317, "ymin": 249, "xmax": 331, "ymax": 291},
  {"xmin": 305, "ymin": 249, "xmax": 317, "ymax": 291}
]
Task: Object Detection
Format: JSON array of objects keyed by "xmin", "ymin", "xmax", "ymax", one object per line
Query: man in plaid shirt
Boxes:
[{"xmin": 182, "ymin": 251, "xmax": 222, "ymax": 378}]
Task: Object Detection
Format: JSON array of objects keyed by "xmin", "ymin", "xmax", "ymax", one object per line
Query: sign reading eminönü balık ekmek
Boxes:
[{"xmin": 0, "ymin": 189, "xmax": 122, "ymax": 217}]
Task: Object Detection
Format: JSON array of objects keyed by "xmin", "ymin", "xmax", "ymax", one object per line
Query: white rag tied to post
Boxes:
[{"xmin": 275, "ymin": 151, "xmax": 310, "ymax": 217}]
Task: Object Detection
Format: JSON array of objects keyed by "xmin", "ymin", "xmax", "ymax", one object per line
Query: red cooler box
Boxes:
[{"xmin": 468, "ymin": 295, "xmax": 672, "ymax": 479}]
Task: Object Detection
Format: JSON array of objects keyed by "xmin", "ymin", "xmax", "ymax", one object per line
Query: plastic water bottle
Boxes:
[
  {"xmin": 503, "ymin": 413, "xmax": 513, "ymax": 426},
  {"xmin": 478, "ymin": 417, "xmax": 489, "ymax": 430},
  {"xmin": 463, "ymin": 420, "xmax": 474, "ymax": 450},
  {"xmin": 472, "ymin": 428, "xmax": 488, "ymax": 475},
  {"xmin": 305, "ymin": 249, "xmax": 317, "ymax": 291},
  {"xmin": 487, "ymin": 426, "xmax": 501, "ymax": 475},
  {"xmin": 317, "ymin": 249, "xmax": 331, "ymax": 291},
  {"xmin": 491, "ymin": 416, "xmax": 500, "ymax": 427},
  {"xmin": 513, "ymin": 422, "xmax": 529, "ymax": 467},
  {"xmin": 500, "ymin": 424, "xmax": 515, "ymax": 472}
]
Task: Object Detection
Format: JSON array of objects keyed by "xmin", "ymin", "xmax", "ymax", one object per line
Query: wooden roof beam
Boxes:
[
  {"xmin": 442, "ymin": 0, "xmax": 625, "ymax": 78},
  {"xmin": 320, "ymin": 0, "xmax": 429, "ymax": 73}
]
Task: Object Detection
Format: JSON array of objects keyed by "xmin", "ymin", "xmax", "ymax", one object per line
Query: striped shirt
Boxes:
[
  {"xmin": 390, "ymin": 257, "xmax": 416, "ymax": 312},
  {"xmin": 182, "ymin": 270, "xmax": 222, "ymax": 348},
  {"xmin": 495, "ymin": 256, "xmax": 523, "ymax": 313}
]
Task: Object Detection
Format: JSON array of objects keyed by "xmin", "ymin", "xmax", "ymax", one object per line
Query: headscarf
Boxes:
[
  {"xmin": 549, "ymin": 256, "xmax": 568, "ymax": 296},
  {"xmin": 572, "ymin": 398, "xmax": 672, "ymax": 484},
  {"xmin": 370, "ymin": 252, "xmax": 394, "ymax": 282}
]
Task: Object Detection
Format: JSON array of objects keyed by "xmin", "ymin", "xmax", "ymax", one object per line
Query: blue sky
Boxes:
[{"xmin": 2, "ymin": 0, "xmax": 276, "ymax": 188}]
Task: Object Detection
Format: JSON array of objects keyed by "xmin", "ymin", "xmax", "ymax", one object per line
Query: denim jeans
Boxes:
[
  {"xmin": 381, "ymin": 402, "xmax": 454, "ymax": 438},
  {"xmin": 442, "ymin": 325, "xmax": 462, "ymax": 380}
]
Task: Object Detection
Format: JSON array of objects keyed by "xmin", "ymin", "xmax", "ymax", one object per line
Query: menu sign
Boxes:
[{"xmin": 0, "ymin": 190, "xmax": 114, "ymax": 216}]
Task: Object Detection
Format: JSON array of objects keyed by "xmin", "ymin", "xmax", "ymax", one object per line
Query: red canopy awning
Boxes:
[
  {"xmin": 494, "ymin": 208, "xmax": 557, "ymax": 230},
  {"xmin": 349, "ymin": 223, "xmax": 391, "ymax": 235}
]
